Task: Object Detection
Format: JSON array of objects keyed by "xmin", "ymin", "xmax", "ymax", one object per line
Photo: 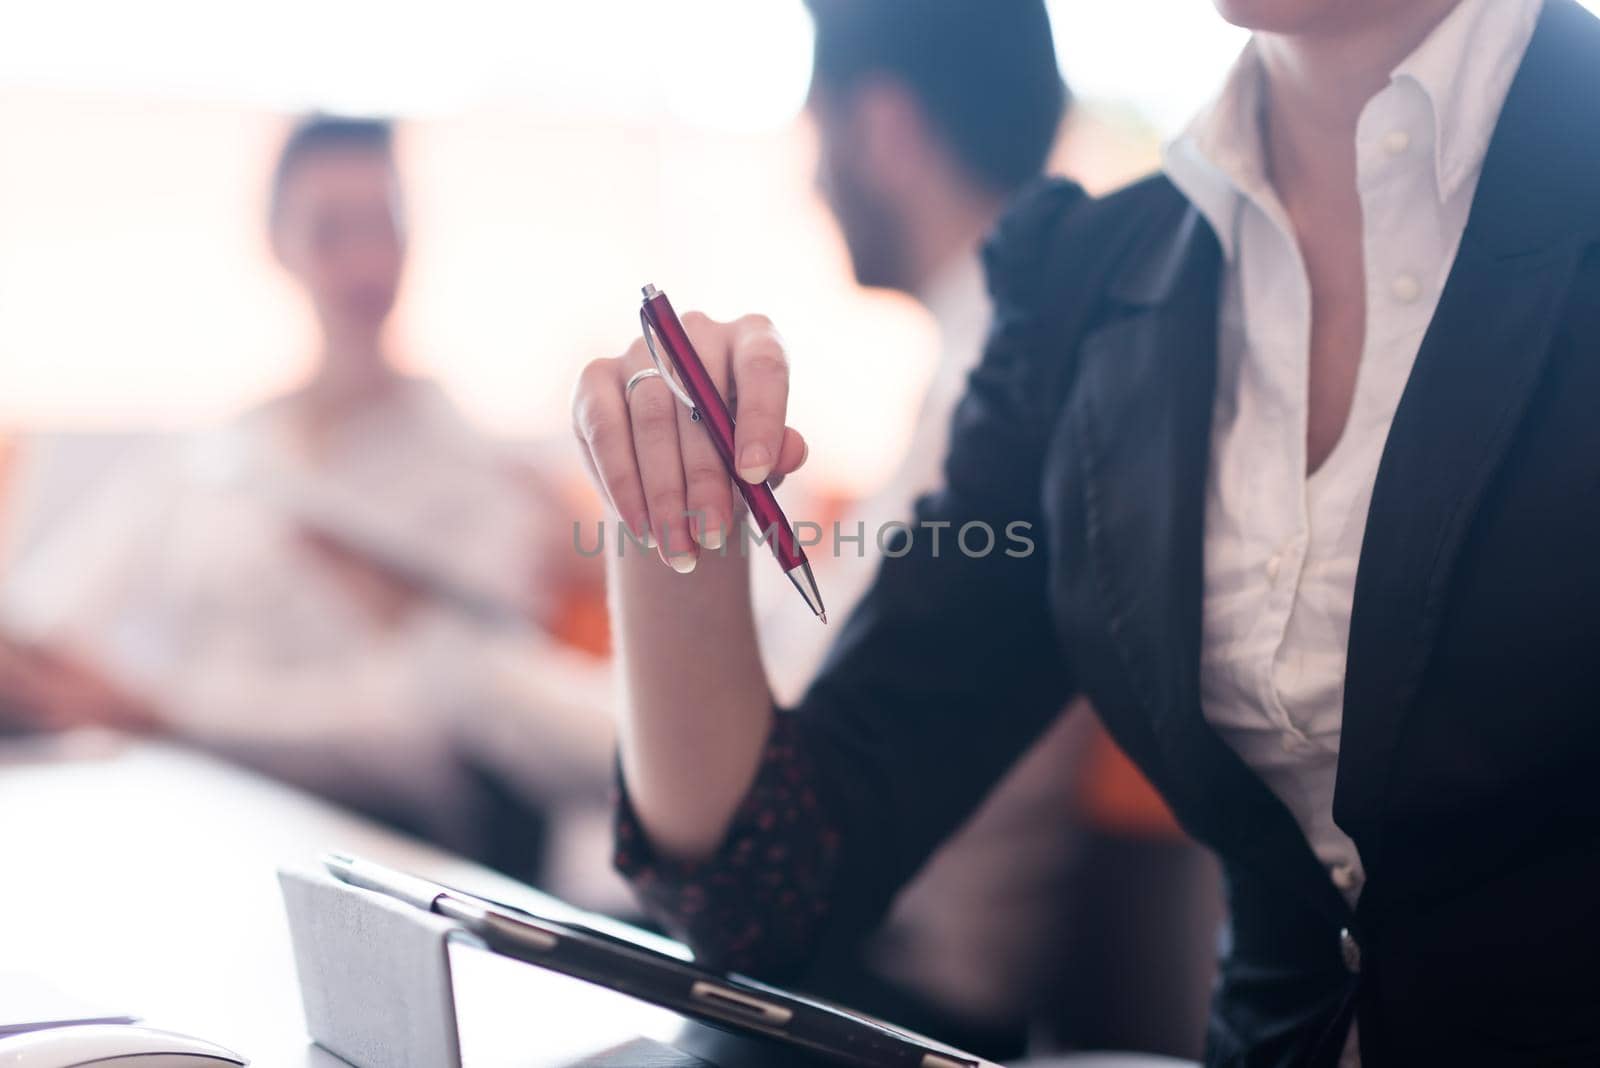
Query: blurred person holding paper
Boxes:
[{"xmin": 0, "ymin": 117, "xmax": 617, "ymax": 902}]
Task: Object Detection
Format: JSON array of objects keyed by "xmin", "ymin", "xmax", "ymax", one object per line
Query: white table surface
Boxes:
[{"xmin": 0, "ymin": 733, "xmax": 686, "ymax": 1066}]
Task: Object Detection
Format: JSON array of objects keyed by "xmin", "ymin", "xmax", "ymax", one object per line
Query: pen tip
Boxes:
[{"xmin": 819, "ymin": 612, "xmax": 828, "ymax": 625}]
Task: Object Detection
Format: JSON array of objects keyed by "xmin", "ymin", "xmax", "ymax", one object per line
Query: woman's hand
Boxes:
[
  {"xmin": 570, "ymin": 310, "xmax": 802, "ymax": 859},
  {"xmin": 572, "ymin": 312, "xmax": 808, "ymax": 571}
]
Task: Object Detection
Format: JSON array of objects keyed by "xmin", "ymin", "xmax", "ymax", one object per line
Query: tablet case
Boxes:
[
  {"xmin": 277, "ymin": 864, "xmax": 842, "ymax": 1068},
  {"xmin": 279, "ymin": 865, "xmax": 473, "ymax": 1068}
]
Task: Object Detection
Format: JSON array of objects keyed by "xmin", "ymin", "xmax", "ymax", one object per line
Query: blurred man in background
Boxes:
[
  {"xmin": 760, "ymin": 2, "xmax": 1218, "ymax": 1059},
  {"xmin": 0, "ymin": 117, "xmax": 619, "ymax": 904}
]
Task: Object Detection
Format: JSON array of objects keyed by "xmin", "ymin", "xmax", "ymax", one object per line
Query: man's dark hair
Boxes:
[
  {"xmin": 804, "ymin": 0, "xmax": 1068, "ymax": 197},
  {"xmin": 269, "ymin": 114, "xmax": 395, "ymax": 223}
]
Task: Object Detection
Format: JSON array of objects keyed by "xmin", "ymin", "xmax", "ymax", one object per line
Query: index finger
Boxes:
[{"xmin": 725, "ymin": 314, "xmax": 790, "ymax": 484}]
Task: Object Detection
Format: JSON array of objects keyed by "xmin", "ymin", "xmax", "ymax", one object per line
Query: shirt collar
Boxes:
[
  {"xmin": 1163, "ymin": 0, "xmax": 1544, "ymax": 259},
  {"xmin": 1162, "ymin": 40, "xmax": 1265, "ymax": 261},
  {"xmin": 917, "ymin": 252, "xmax": 992, "ymax": 379},
  {"xmin": 1389, "ymin": 0, "xmax": 1544, "ymax": 204}
]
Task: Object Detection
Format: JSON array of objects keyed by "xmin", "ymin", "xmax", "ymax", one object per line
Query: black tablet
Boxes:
[{"xmin": 323, "ymin": 853, "xmax": 984, "ymax": 1068}]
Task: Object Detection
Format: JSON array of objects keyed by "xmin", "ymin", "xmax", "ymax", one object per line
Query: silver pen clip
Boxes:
[{"xmin": 639, "ymin": 290, "xmax": 701, "ymax": 422}]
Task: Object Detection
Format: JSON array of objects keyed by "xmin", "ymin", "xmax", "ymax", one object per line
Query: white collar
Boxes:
[
  {"xmin": 1391, "ymin": 0, "xmax": 1544, "ymax": 203},
  {"xmin": 1163, "ymin": 0, "xmax": 1544, "ymax": 260},
  {"xmin": 916, "ymin": 251, "xmax": 991, "ymax": 377}
]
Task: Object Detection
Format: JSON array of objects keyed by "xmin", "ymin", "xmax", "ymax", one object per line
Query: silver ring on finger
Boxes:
[{"xmin": 624, "ymin": 367, "xmax": 663, "ymax": 404}]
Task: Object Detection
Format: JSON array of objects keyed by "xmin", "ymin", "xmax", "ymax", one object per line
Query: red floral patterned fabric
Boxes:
[{"xmin": 612, "ymin": 714, "xmax": 842, "ymax": 976}]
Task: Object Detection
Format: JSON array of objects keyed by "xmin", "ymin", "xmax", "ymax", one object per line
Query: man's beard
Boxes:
[{"xmin": 832, "ymin": 167, "xmax": 912, "ymax": 295}]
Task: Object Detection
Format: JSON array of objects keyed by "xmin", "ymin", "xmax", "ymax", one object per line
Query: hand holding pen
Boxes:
[{"xmin": 573, "ymin": 288, "xmax": 825, "ymax": 620}]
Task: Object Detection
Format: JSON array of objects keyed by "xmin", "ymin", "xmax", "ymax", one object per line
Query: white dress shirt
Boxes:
[
  {"xmin": 1158, "ymin": 12, "xmax": 1544, "ymax": 1062},
  {"xmin": 1167, "ymin": 6, "xmax": 1544, "ymax": 1050},
  {"xmin": 1163, "ymin": 0, "xmax": 1542, "ymax": 936}
]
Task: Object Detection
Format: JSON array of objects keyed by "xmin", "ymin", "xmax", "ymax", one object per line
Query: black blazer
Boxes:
[{"xmin": 787, "ymin": 2, "xmax": 1600, "ymax": 1063}]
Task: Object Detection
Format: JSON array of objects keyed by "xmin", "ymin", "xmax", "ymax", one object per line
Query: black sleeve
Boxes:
[{"xmin": 614, "ymin": 179, "xmax": 1091, "ymax": 978}]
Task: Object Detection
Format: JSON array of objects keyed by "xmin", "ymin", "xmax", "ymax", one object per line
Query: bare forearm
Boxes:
[
  {"xmin": 609, "ymin": 539, "xmax": 774, "ymax": 860},
  {"xmin": 575, "ymin": 310, "xmax": 805, "ymax": 862}
]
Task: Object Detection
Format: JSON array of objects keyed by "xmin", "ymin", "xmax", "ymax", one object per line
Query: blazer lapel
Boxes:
[
  {"xmin": 1337, "ymin": 0, "xmax": 1600, "ymax": 851},
  {"xmin": 1069, "ymin": 205, "xmax": 1354, "ymax": 925},
  {"xmin": 1069, "ymin": 207, "xmax": 1215, "ymax": 759}
]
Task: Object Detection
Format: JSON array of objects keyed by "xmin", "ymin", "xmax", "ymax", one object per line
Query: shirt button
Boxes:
[
  {"xmin": 1340, "ymin": 928, "xmax": 1362, "ymax": 974},
  {"xmin": 1265, "ymin": 552, "xmax": 1283, "ymax": 584},
  {"xmin": 1391, "ymin": 273, "xmax": 1422, "ymax": 303},
  {"xmin": 1382, "ymin": 129, "xmax": 1412, "ymax": 155}
]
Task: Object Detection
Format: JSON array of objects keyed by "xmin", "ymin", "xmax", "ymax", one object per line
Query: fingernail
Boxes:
[
  {"xmin": 738, "ymin": 444, "xmax": 773, "ymax": 484},
  {"xmin": 642, "ymin": 528, "xmax": 657, "ymax": 549},
  {"xmin": 697, "ymin": 524, "xmax": 725, "ymax": 551},
  {"xmin": 667, "ymin": 553, "xmax": 698, "ymax": 574}
]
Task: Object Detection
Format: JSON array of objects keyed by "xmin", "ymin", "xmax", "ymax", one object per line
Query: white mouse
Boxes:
[{"xmin": 0, "ymin": 1024, "xmax": 247, "ymax": 1067}]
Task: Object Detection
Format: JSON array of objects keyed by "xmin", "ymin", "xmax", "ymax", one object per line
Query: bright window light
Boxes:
[
  {"xmin": 652, "ymin": 0, "xmax": 815, "ymax": 133},
  {"xmin": 1048, "ymin": 0, "xmax": 1249, "ymax": 135},
  {"xmin": 8, "ymin": 1, "xmax": 1581, "ymax": 136},
  {"xmin": 0, "ymin": 0, "xmax": 814, "ymax": 130}
]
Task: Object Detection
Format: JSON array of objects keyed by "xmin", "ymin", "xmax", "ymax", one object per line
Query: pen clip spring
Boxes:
[{"xmin": 639, "ymin": 309, "xmax": 701, "ymax": 422}]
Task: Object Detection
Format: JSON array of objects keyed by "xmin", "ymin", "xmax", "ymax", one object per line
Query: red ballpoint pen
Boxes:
[{"xmin": 639, "ymin": 283, "xmax": 827, "ymax": 624}]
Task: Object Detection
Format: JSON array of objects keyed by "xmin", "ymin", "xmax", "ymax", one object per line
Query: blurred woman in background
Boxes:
[{"xmin": 1, "ymin": 117, "xmax": 619, "ymax": 903}]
